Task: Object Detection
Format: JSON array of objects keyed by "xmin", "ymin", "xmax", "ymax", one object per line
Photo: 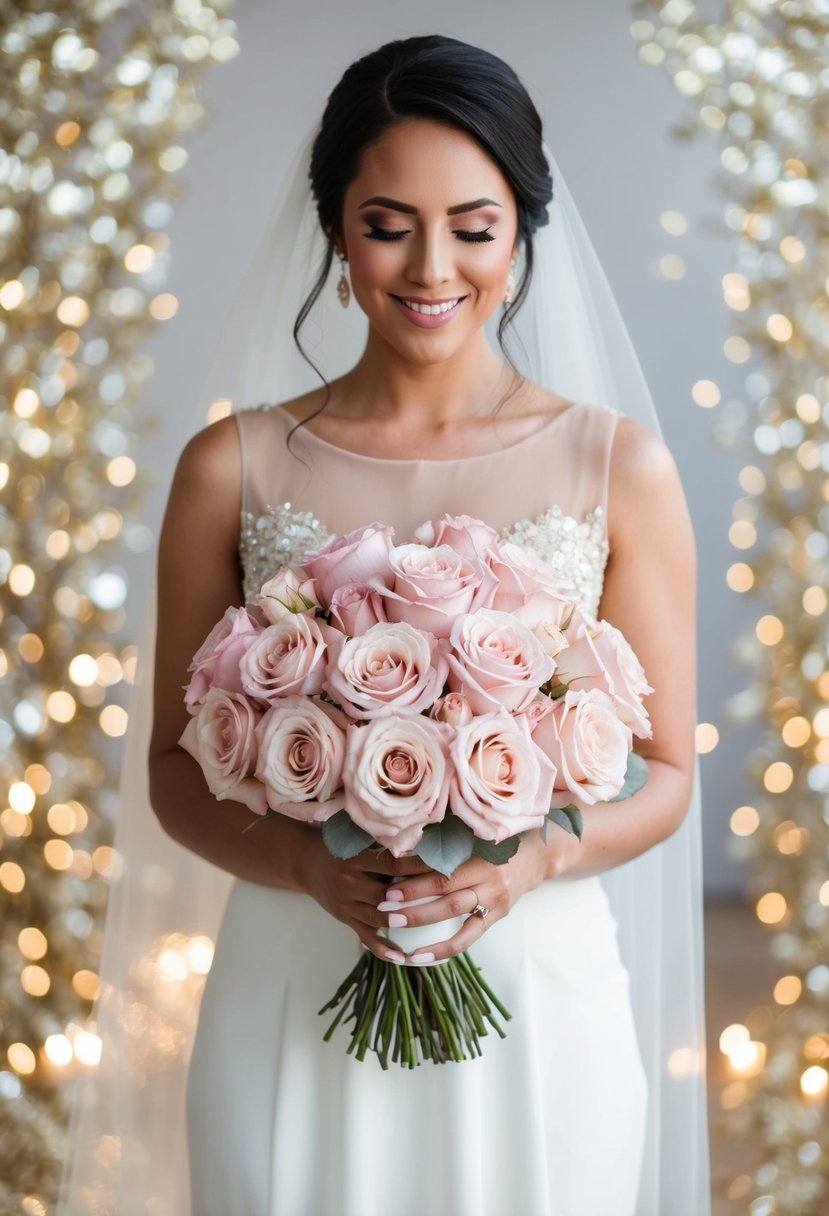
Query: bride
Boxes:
[{"xmin": 59, "ymin": 33, "xmax": 710, "ymax": 1216}]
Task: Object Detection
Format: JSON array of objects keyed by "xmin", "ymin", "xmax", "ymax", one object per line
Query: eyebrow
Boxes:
[{"xmin": 358, "ymin": 196, "xmax": 502, "ymax": 215}]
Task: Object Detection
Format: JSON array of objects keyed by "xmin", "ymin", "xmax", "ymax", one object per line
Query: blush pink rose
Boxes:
[
  {"xmin": 328, "ymin": 582, "xmax": 388, "ymax": 636},
  {"xmin": 178, "ymin": 687, "xmax": 268, "ymax": 815},
  {"xmin": 255, "ymin": 566, "xmax": 323, "ymax": 624},
  {"xmin": 343, "ymin": 715, "xmax": 451, "ymax": 856},
  {"xmin": 253, "ymin": 696, "xmax": 347, "ymax": 822},
  {"xmin": 447, "ymin": 608, "xmax": 554, "ymax": 715},
  {"xmin": 411, "ymin": 514, "xmax": 500, "ymax": 561},
  {"xmin": 553, "ymin": 616, "xmax": 654, "ymax": 739},
  {"xmin": 430, "ymin": 692, "xmax": 473, "ymax": 727},
  {"xmin": 300, "ymin": 523, "xmax": 395, "ymax": 608},
  {"xmin": 489, "ymin": 542, "xmax": 578, "ymax": 613},
  {"xmin": 448, "ymin": 712, "xmax": 555, "ymax": 843},
  {"xmin": 372, "ymin": 543, "xmax": 498, "ymax": 639},
  {"xmin": 523, "ymin": 687, "xmax": 633, "ymax": 807},
  {"xmin": 324, "ymin": 622, "xmax": 449, "ymax": 720},
  {"xmin": 513, "ymin": 591, "xmax": 578, "ymax": 660},
  {"xmin": 183, "ymin": 605, "xmax": 262, "ymax": 706},
  {"xmin": 239, "ymin": 614, "xmax": 333, "ymax": 703}
]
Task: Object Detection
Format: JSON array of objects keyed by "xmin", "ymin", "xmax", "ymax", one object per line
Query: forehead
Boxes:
[{"xmin": 346, "ymin": 119, "xmax": 513, "ymax": 204}]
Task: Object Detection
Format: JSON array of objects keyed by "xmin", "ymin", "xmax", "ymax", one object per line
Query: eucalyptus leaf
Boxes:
[
  {"xmin": 414, "ymin": 817, "xmax": 475, "ymax": 877},
  {"xmin": 472, "ymin": 834, "xmax": 522, "ymax": 865},
  {"xmin": 322, "ymin": 809, "xmax": 375, "ymax": 859},
  {"xmin": 546, "ymin": 807, "xmax": 576, "ymax": 838},
  {"xmin": 608, "ymin": 751, "xmax": 649, "ymax": 802}
]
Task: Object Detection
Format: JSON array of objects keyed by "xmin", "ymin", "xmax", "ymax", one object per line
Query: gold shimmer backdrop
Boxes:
[{"xmin": 2, "ymin": 1, "xmax": 829, "ymax": 1213}]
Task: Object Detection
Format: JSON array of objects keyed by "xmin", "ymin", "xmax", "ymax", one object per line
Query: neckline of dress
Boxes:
[{"xmin": 267, "ymin": 399, "xmax": 585, "ymax": 466}]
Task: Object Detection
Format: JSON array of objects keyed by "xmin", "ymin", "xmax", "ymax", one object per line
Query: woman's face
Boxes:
[{"xmin": 338, "ymin": 119, "xmax": 520, "ymax": 364}]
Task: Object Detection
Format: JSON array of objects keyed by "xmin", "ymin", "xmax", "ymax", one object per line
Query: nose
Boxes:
[{"xmin": 405, "ymin": 226, "xmax": 452, "ymax": 288}]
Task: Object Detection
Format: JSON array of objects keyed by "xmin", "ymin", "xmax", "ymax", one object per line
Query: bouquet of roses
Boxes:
[{"xmin": 179, "ymin": 514, "xmax": 653, "ymax": 1069}]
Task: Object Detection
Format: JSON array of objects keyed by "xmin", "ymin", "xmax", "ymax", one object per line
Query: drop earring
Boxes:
[
  {"xmin": 504, "ymin": 260, "xmax": 517, "ymax": 306},
  {"xmin": 336, "ymin": 250, "xmax": 350, "ymax": 308}
]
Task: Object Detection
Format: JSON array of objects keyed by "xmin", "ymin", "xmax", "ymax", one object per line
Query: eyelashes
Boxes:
[{"xmin": 362, "ymin": 224, "xmax": 496, "ymax": 243}]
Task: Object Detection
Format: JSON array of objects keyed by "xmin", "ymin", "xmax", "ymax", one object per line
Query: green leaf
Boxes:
[
  {"xmin": 472, "ymin": 834, "xmax": 522, "ymax": 865},
  {"xmin": 414, "ymin": 817, "xmax": 475, "ymax": 877},
  {"xmin": 546, "ymin": 806, "xmax": 584, "ymax": 841},
  {"xmin": 607, "ymin": 751, "xmax": 649, "ymax": 802},
  {"xmin": 322, "ymin": 809, "xmax": 375, "ymax": 859}
]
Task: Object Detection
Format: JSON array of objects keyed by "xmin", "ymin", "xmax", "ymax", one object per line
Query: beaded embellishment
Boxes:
[{"xmin": 239, "ymin": 502, "xmax": 609, "ymax": 618}]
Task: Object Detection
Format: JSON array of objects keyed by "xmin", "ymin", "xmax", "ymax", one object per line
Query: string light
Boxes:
[
  {"xmin": 0, "ymin": 2, "xmax": 239, "ymax": 1206},
  {"xmin": 633, "ymin": 3, "xmax": 829, "ymax": 1210}
]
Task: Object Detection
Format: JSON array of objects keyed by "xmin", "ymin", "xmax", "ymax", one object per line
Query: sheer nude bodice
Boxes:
[{"xmin": 235, "ymin": 400, "xmax": 620, "ymax": 618}]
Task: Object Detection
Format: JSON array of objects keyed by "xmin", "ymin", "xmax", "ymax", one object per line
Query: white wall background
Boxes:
[{"xmin": 134, "ymin": 0, "xmax": 758, "ymax": 897}]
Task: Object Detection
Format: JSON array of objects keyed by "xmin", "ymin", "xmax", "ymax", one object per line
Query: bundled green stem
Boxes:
[{"xmin": 318, "ymin": 950, "xmax": 511, "ymax": 1068}]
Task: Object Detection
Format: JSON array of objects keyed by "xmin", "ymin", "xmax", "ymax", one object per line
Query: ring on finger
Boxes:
[{"xmin": 470, "ymin": 889, "xmax": 490, "ymax": 922}]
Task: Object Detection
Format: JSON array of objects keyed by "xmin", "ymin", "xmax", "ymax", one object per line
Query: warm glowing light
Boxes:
[
  {"xmin": 157, "ymin": 949, "xmax": 189, "ymax": 983},
  {"xmin": 782, "ymin": 716, "xmax": 810, "ymax": 747},
  {"xmin": 1, "ymin": 809, "xmax": 31, "ymax": 838},
  {"xmin": 763, "ymin": 761, "xmax": 793, "ymax": 793},
  {"xmin": 796, "ymin": 394, "xmax": 820, "ymax": 423},
  {"xmin": 803, "ymin": 586, "xmax": 827, "ymax": 616},
  {"xmin": 720, "ymin": 1023, "xmax": 750, "ymax": 1055},
  {"xmin": 96, "ymin": 654, "xmax": 123, "ymax": 686},
  {"xmin": 773, "ymin": 821, "xmax": 808, "ymax": 855},
  {"xmin": 18, "ymin": 928, "xmax": 47, "ymax": 960},
  {"xmin": 207, "ymin": 397, "xmax": 233, "ymax": 424},
  {"xmin": 100, "ymin": 704, "xmax": 128, "ymax": 737},
  {"xmin": 724, "ymin": 336, "xmax": 750, "ymax": 363},
  {"xmin": 47, "ymin": 803, "xmax": 76, "ymax": 834},
  {"xmin": 69, "ymin": 654, "xmax": 98, "ymax": 687},
  {"xmin": 722, "ymin": 272, "xmax": 750, "ymax": 310},
  {"xmin": 756, "ymin": 615, "xmax": 783, "ymax": 645},
  {"xmin": 692, "ymin": 379, "xmax": 721, "ymax": 408},
  {"xmin": 800, "ymin": 1066, "xmax": 828, "ymax": 1098},
  {"xmin": 695, "ymin": 722, "xmax": 718, "ymax": 753},
  {"xmin": 779, "ymin": 235, "xmax": 805, "ymax": 263},
  {"xmin": 1, "ymin": 279, "xmax": 25, "ymax": 309},
  {"xmin": 728, "ymin": 1039, "xmax": 766, "ymax": 1077},
  {"xmin": 756, "ymin": 892, "xmax": 787, "ymax": 925},
  {"xmin": 667, "ymin": 1046, "xmax": 700, "ymax": 1078},
  {"xmin": 73, "ymin": 1029, "xmax": 102, "ymax": 1066},
  {"xmin": 773, "ymin": 975, "xmax": 801, "ymax": 1005},
  {"xmin": 814, "ymin": 708, "xmax": 829, "ymax": 738},
  {"xmin": 150, "ymin": 292, "xmax": 178, "ymax": 320},
  {"xmin": 719, "ymin": 1081, "xmax": 747, "ymax": 1110},
  {"xmin": 44, "ymin": 839, "xmax": 73, "ymax": 871},
  {"xmin": 766, "ymin": 313, "xmax": 793, "ymax": 341},
  {"xmin": 47, "ymin": 691, "xmax": 77, "ymax": 723},
  {"xmin": 72, "ymin": 970, "xmax": 100, "ymax": 1001},
  {"xmin": 730, "ymin": 806, "xmax": 759, "ymax": 836},
  {"xmin": 46, "ymin": 529, "xmax": 71, "ymax": 559},
  {"xmin": 0, "ymin": 862, "xmax": 26, "ymax": 893},
  {"xmin": 44, "ymin": 1034, "xmax": 73, "ymax": 1067},
  {"xmin": 184, "ymin": 935, "xmax": 215, "ymax": 975},
  {"xmin": 804, "ymin": 1034, "xmax": 829, "ymax": 1061},
  {"xmin": 9, "ymin": 564, "xmax": 35, "ymax": 595},
  {"xmin": 56, "ymin": 295, "xmax": 90, "ymax": 326},
  {"xmin": 20, "ymin": 965, "xmax": 50, "ymax": 997},
  {"xmin": 726, "ymin": 562, "xmax": 754, "ymax": 592},
  {"xmin": 14, "ymin": 387, "xmax": 39, "ymax": 417},
  {"xmin": 819, "ymin": 880, "xmax": 829, "ymax": 908},
  {"xmin": 92, "ymin": 846, "xmax": 123, "ymax": 880},
  {"xmin": 659, "ymin": 253, "xmax": 686, "ymax": 279},
  {"xmin": 739, "ymin": 465, "xmax": 766, "ymax": 494},
  {"xmin": 9, "ymin": 782, "xmax": 35, "ymax": 814},
  {"xmin": 19, "ymin": 633, "xmax": 44, "ymax": 662},
  {"xmin": 125, "ymin": 243, "xmax": 156, "ymax": 272},
  {"xmin": 728, "ymin": 521, "xmax": 756, "ymax": 549},
  {"xmin": 659, "ymin": 209, "xmax": 688, "ymax": 235},
  {"xmin": 8, "ymin": 1043, "xmax": 36, "ymax": 1075},
  {"xmin": 107, "ymin": 456, "xmax": 136, "ymax": 486}
]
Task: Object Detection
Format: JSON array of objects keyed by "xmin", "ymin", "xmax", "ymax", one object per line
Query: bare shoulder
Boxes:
[
  {"xmin": 606, "ymin": 413, "xmax": 694, "ymax": 559},
  {"xmin": 176, "ymin": 411, "xmax": 241, "ymax": 489}
]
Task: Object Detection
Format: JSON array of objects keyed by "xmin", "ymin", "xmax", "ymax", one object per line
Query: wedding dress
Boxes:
[{"xmin": 185, "ymin": 398, "xmax": 649, "ymax": 1216}]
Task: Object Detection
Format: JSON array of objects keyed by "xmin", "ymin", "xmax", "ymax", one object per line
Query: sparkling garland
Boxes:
[
  {"xmin": 631, "ymin": 2, "xmax": 829, "ymax": 1211},
  {"xmin": 0, "ymin": 2, "xmax": 237, "ymax": 1210}
]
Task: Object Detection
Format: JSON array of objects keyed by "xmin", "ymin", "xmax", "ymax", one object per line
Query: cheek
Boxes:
[
  {"xmin": 347, "ymin": 239, "xmax": 402, "ymax": 287},
  {"xmin": 465, "ymin": 243, "xmax": 514, "ymax": 290}
]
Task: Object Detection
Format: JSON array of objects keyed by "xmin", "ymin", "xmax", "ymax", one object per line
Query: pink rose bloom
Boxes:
[
  {"xmin": 239, "ymin": 614, "xmax": 333, "ymax": 703},
  {"xmin": 411, "ymin": 514, "xmax": 500, "ymax": 562},
  {"xmin": 447, "ymin": 608, "xmax": 554, "ymax": 715},
  {"xmin": 524, "ymin": 687, "xmax": 633, "ymax": 807},
  {"xmin": 328, "ymin": 582, "xmax": 388, "ymax": 636},
  {"xmin": 255, "ymin": 566, "xmax": 322, "ymax": 624},
  {"xmin": 448, "ymin": 711, "xmax": 555, "ymax": 843},
  {"xmin": 513, "ymin": 591, "xmax": 577, "ymax": 660},
  {"xmin": 489, "ymin": 542, "xmax": 578, "ymax": 613},
  {"xmin": 254, "ymin": 695, "xmax": 347, "ymax": 822},
  {"xmin": 553, "ymin": 615, "xmax": 654, "ymax": 739},
  {"xmin": 372, "ymin": 543, "xmax": 498, "ymax": 639},
  {"xmin": 178, "ymin": 687, "xmax": 268, "ymax": 816},
  {"xmin": 430, "ymin": 692, "xmax": 473, "ymax": 727},
  {"xmin": 183, "ymin": 605, "xmax": 262, "ymax": 706},
  {"xmin": 300, "ymin": 522, "xmax": 395, "ymax": 608},
  {"xmin": 325, "ymin": 621, "xmax": 449, "ymax": 720},
  {"xmin": 343, "ymin": 716, "xmax": 451, "ymax": 856}
]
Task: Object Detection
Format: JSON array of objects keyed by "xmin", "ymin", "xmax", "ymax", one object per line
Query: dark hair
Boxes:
[{"xmin": 292, "ymin": 34, "xmax": 554, "ymax": 426}]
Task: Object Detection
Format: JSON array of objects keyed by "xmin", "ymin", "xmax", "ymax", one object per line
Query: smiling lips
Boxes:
[{"xmin": 390, "ymin": 293, "xmax": 467, "ymax": 328}]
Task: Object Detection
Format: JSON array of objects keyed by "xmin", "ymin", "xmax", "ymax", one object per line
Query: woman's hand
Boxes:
[
  {"xmin": 374, "ymin": 827, "xmax": 578, "ymax": 964},
  {"xmin": 298, "ymin": 831, "xmax": 436, "ymax": 962}
]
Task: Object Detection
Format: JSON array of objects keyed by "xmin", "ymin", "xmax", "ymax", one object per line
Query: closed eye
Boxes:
[{"xmin": 362, "ymin": 225, "xmax": 496, "ymax": 243}]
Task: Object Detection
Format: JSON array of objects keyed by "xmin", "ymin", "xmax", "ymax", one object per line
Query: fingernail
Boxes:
[
  {"xmin": 388, "ymin": 913, "xmax": 407, "ymax": 928},
  {"xmin": 385, "ymin": 950, "xmax": 406, "ymax": 964},
  {"xmin": 384, "ymin": 888, "xmax": 405, "ymax": 901},
  {"xmin": 377, "ymin": 900, "xmax": 403, "ymax": 911},
  {"xmin": 410, "ymin": 952, "xmax": 435, "ymax": 964}
]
